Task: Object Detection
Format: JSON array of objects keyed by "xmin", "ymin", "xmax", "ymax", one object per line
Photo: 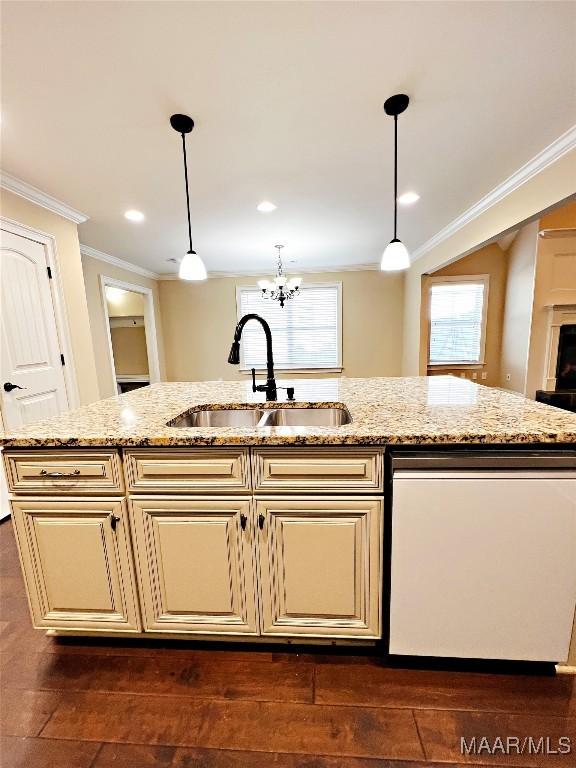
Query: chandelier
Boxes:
[{"xmin": 258, "ymin": 245, "xmax": 302, "ymax": 308}]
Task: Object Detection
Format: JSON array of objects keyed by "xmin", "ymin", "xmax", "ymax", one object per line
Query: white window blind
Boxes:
[
  {"xmin": 429, "ymin": 279, "xmax": 487, "ymax": 364},
  {"xmin": 237, "ymin": 283, "xmax": 341, "ymax": 370}
]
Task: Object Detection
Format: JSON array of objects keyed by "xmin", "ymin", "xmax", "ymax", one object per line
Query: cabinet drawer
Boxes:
[
  {"xmin": 124, "ymin": 448, "xmax": 251, "ymax": 493},
  {"xmin": 4, "ymin": 450, "xmax": 124, "ymax": 494},
  {"xmin": 253, "ymin": 448, "xmax": 383, "ymax": 492}
]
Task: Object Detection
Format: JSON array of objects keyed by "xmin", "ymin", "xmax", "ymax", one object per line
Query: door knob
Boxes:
[{"xmin": 3, "ymin": 382, "xmax": 25, "ymax": 393}]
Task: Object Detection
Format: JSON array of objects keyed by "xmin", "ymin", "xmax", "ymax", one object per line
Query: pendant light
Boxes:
[
  {"xmin": 380, "ymin": 94, "xmax": 411, "ymax": 271},
  {"xmin": 258, "ymin": 244, "xmax": 302, "ymax": 308},
  {"xmin": 170, "ymin": 113, "xmax": 207, "ymax": 281}
]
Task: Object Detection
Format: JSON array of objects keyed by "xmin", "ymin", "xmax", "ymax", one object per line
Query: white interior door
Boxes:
[{"xmin": 0, "ymin": 229, "xmax": 69, "ymax": 429}]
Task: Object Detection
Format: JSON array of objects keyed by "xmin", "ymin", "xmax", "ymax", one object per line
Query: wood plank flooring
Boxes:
[{"xmin": 1, "ymin": 519, "xmax": 575, "ymax": 767}]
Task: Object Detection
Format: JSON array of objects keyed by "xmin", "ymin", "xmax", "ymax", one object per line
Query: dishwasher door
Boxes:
[{"xmin": 389, "ymin": 453, "xmax": 576, "ymax": 661}]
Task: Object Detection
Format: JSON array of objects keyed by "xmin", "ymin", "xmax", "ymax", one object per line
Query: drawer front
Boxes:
[
  {"xmin": 253, "ymin": 448, "xmax": 383, "ymax": 492},
  {"xmin": 124, "ymin": 448, "xmax": 251, "ymax": 493},
  {"xmin": 4, "ymin": 450, "xmax": 124, "ymax": 494}
]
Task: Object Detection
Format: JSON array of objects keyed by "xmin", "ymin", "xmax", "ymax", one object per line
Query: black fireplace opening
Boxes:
[
  {"xmin": 556, "ymin": 324, "xmax": 576, "ymax": 391},
  {"xmin": 535, "ymin": 323, "xmax": 576, "ymax": 412}
]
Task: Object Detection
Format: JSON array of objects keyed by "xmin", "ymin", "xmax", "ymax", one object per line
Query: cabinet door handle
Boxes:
[
  {"xmin": 258, "ymin": 513, "xmax": 265, "ymax": 530},
  {"xmin": 40, "ymin": 469, "xmax": 81, "ymax": 478},
  {"xmin": 240, "ymin": 513, "xmax": 247, "ymax": 530},
  {"xmin": 110, "ymin": 515, "xmax": 121, "ymax": 531}
]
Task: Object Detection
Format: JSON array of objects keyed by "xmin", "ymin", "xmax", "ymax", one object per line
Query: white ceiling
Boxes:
[{"xmin": 2, "ymin": 1, "xmax": 575, "ymax": 275}]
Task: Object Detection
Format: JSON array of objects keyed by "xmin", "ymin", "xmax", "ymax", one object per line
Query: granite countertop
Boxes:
[{"xmin": 2, "ymin": 376, "xmax": 576, "ymax": 448}]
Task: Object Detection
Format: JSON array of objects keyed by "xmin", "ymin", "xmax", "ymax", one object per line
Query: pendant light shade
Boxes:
[
  {"xmin": 179, "ymin": 250, "xmax": 207, "ymax": 280},
  {"xmin": 380, "ymin": 94, "xmax": 411, "ymax": 272},
  {"xmin": 381, "ymin": 238, "xmax": 410, "ymax": 271},
  {"xmin": 170, "ymin": 113, "xmax": 207, "ymax": 281}
]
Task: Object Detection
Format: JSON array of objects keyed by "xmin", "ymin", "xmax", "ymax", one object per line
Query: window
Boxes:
[
  {"xmin": 236, "ymin": 283, "xmax": 342, "ymax": 371},
  {"xmin": 428, "ymin": 275, "xmax": 489, "ymax": 365}
]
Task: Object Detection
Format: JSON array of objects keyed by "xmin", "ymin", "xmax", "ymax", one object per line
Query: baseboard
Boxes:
[{"xmin": 556, "ymin": 664, "xmax": 576, "ymax": 675}]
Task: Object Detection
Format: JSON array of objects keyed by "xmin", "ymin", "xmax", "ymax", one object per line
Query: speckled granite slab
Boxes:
[{"xmin": 2, "ymin": 376, "xmax": 576, "ymax": 448}]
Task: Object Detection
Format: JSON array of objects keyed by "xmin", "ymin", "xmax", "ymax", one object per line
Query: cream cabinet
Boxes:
[
  {"xmin": 256, "ymin": 497, "xmax": 383, "ymax": 638},
  {"xmin": 10, "ymin": 498, "xmax": 141, "ymax": 632},
  {"xmin": 7, "ymin": 447, "xmax": 385, "ymax": 643},
  {"xmin": 124, "ymin": 448, "xmax": 251, "ymax": 494},
  {"xmin": 129, "ymin": 498, "xmax": 259, "ymax": 634}
]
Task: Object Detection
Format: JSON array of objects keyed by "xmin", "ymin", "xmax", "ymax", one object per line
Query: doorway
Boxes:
[{"xmin": 100, "ymin": 276, "xmax": 160, "ymax": 394}]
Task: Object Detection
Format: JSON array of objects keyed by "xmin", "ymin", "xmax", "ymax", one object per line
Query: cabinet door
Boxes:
[
  {"xmin": 11, "ymin": 498, "xmax": 141, "ymax": 632},
  {"xmin": 129, "ymin": 498, "xmax": 258, "ymax": 634},
  {"xmin": 256, "ymin": 497, "xmax": 383, "ymax": 638},
  {"xmin": 390, "ymin": 472, "xmax": 576, "ymax": 661}
]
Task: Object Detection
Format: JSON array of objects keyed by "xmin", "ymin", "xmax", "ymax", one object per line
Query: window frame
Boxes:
[
  {"xmin": 426, "ymin": 274, "xmax": 490, "ymax": 368},
  {"xmin": 235, "ymin": 281, "xmax": 343, "ymax": 373}
]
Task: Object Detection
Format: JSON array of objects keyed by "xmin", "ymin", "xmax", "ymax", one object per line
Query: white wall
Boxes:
[{"xmin": 499, "ymin": 222, "xmax": 539, "ymax": 393}]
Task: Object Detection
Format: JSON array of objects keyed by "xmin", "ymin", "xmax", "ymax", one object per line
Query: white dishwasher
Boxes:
[{"xmin": 388, "ymin": 452, "xmax": 576, "ymax": 662}]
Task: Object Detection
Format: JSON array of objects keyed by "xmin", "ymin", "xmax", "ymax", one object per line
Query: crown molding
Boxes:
[
  {"xmin": 157, "ymin": 262, "xmax": 380, "ymax": 280},
  {"xmin": 0, "ymin": 171, "xmax": 89, "ymax": 224},
  {"xmin": 80, "ymin": 244, "xmax": 160, "ymax": 280},
  {"xmin": 412, "ymin": 124, "xmax": 576, "ymax": 262}
]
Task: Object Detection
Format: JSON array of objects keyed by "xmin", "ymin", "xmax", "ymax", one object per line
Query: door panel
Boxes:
[
  {"xmin": 390, "ymin": 473, "xmax": 576, "ymax": 661},
  {"xmin": 129, "ymin": 498, "xmax": 258, "ymax": 634},
  {"xmin": 0, "ymin": 230, "xmax": 68, "ymax": 429},
  {"xmin": 257, "ymin": 497, "xmax": 383, "ymax": 638},
  {"xmin": 10, "ymin": 498, "xmax": 141, "ymax": 631}
]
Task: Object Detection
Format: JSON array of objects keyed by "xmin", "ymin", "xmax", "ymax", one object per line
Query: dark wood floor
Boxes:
[{"xmin": 1, "ymin": 519, "xmax": 575, "ymax": 768}]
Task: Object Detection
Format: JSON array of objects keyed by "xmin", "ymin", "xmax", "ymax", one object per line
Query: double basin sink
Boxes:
[{"xmin": 168, "ymin": 405, "xmax": 352, "ymax": 428}]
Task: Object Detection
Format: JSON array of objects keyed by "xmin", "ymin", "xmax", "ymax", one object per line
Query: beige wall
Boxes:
[
  {"xmin": 159, "ymin": 270, "xmax": 404, "ymax": 381},
  {"xmin": 540, "ymin": 199, "xmax": 576, "ymax": 230},
  {"xmin": 1, "ymin": 189, "xmax": 100, "ymax": 405},
  {"xmin": 569, "ymin": 612, "xmax": 576, "ymax": 667},
  {"xmin": 110, "ymin": 326, "xmax": 149, "ymax": 375},
  {"xmin": 107, "ymin": 290, "xmax": 145, "ymax": 317},
  {"xmin": 499, "ymin": 222, "xmax": 539, "ymax": 394},
  {"xmin": 402, "ymin": 150, "xmax": 576, "ymax": 376},
  {"xmin": 423, "ymin": 244, "xmax": 507, "ymax": 387},
  {"xmin": 81, "ymin": 254, "xmax": 166, "ymax": 399}
]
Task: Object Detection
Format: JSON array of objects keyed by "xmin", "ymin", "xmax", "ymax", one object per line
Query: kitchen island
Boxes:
[{"xmin": 2, "ymin": 376, "xmax": 576, "ymax": 664}]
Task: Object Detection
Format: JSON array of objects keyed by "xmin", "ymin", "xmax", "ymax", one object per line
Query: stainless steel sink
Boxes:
[
  {"xmin": 168, "ymin": 405, "xmax": 352, "ymax": 428},
  {"xmin": 168, "ymin": 408, "xmax": 264, "ymax": 428},
  {"xmin": 260, "ymin": 406, "xmax": 352, "ymax": 427}
]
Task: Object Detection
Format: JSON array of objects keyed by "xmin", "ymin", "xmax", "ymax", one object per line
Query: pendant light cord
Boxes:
[
  {"xmin": 393, "ymin": 115, "xmax": 398, "ymax": 241},
  {"xmin": 180, "ymin": 132, "xmax": 194, "ymax": 254}
]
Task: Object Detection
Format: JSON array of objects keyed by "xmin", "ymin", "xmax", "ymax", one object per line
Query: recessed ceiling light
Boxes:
[
  {"xmin": 257, "ymin": 201, "xmax": 277, "ymax": 213},
  {"xmin": 124, "ymin": 209, "xmax": 145, "ymax": 222},
  {"xmin": 397, "ymin": 191, "xmax": 420, "ymax": 205}
]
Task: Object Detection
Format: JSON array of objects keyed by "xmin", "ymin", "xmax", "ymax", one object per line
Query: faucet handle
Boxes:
[{"xmin": 286, "ymin": 387, "xmax": 295, "ymax": 401}]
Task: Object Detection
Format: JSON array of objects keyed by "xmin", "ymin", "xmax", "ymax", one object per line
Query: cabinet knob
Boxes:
[
  {"xmin": 240, "ymin": 513, "xmax": 247, "ymax": 530},
  {"xmin": 110, "ymin": 515, "xmax": 121, "ymax": 531},
  {"xmin": 258, "ymin": 513, "xmax": 265, "ymax": 530}
]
